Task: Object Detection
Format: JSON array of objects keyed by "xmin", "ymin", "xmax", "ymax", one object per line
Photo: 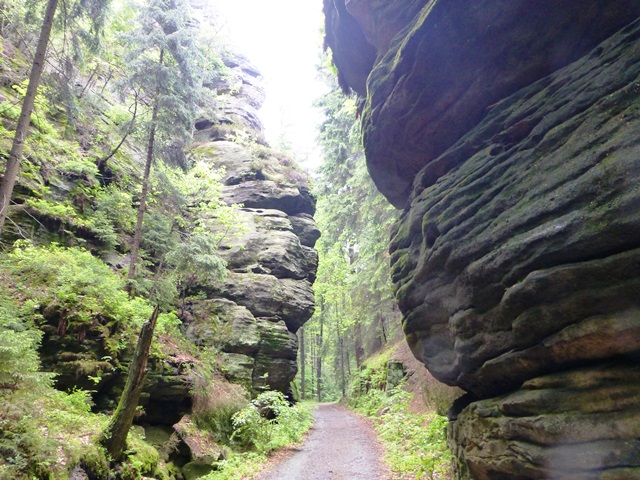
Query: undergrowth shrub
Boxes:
[
  {"xmin": 350, "ymin": 383, "xmax": 452, "ymax": 479},
  {"xmin": 192, "ymin": 375, "xmax": 249, "ymax": 445},
  {"xmin": 230, "ymin": 391, "xmax": 313, "ymax": 454},
  {"xmin": 1, "ymin": 241, "xmax": 179, "ymax": 344}
]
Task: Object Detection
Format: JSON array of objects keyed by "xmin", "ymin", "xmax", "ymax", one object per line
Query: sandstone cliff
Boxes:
[
  {"xmin": 23, "ymin": 52, "xmax": 317, "ymax": 417},
  {"xmin": 324, "ymin": 1, "xmax": 640, "ymax": 478},
  {"xmin": 185, "ymin": 52, "xmax": 318, "ymax": 396}
]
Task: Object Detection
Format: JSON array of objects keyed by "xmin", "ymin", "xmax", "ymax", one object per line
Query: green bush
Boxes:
[
  {"xmin": 351, "ymin": 385, "xmax": 452, "ymax": 479},
  {"xmin": 230, "ymin": 391, "xmax": 313, "ymax": 454},
  {"xmin": 1, "ymin": 241, "xmax": 179, "ymax": 341}
]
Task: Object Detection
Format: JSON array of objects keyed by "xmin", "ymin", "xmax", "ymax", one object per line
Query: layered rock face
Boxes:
[
  {"xmin": 325, "ymin": 1, "xmax": 640, "ymax": 478},
  {"xmin": 186, "ymin": 53, "xmax": 318, "ymax": 396}
]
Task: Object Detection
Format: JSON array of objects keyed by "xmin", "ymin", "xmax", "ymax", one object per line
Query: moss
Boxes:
[
  {"xmin": 119, "ymin": 433, "xmax": 161, "ymax": 479},
  {"xmin": 79, "ymin": 444, "xmax": 111, "ymax": 479},
  {"xmin": 192, "ymin": 142, "xmax": 222, "ymax": 157},
  {"xmin": 390, "ymin": 218, "xmax": 413, "ymax": 251}
]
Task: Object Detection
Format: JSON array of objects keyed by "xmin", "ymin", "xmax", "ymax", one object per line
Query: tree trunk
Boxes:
[
  {"xmin": 310, "ymin": 328, "xmax": 316, "ymax": 397},
  {"xmin": 339, "ymin": 327, "xmax": 346, "ymax": 399},
  {"xmin": 0, "ymin": 0, "xmax": 59, "ymax": 233},
  {"xmin": 316, "ymin": 314, "xmax": 323, "ymax": 402},
  {"xmin": 354, "ymin": 317, "xmax": 365, "ymax": 368},
  {"xmin": 127, "ymin": 49, "xmax": 164, "ymax": 287},
  {"xmin": 298, "ymin": 327, "xmax": 306, "ymax": 400},
  {"xmin": 379, "ymin": 313, "xmax": 388, "ymax": 344},
  {"xmin": 101, "ymin": 305, "xmax": 159, "ymax": 460}
]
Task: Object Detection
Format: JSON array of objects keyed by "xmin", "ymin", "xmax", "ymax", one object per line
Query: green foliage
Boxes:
[
  {"xmin": 351, "ymin": 385, "xmax": 452, "ymax": 479},
  {"xmin": 120, "ymin": 0, "xmax": 200, "ymax": 163},
  {"xmin": 0, "ymin": 385, "xmax": 109, "ymax": 479},
  {"xmin": 200, "ymin": 452, "xmax": 265, "ymax": 480},
  {"xmin": 1, "ymin": 241, "xmax": 178, "ymax": 342},
  {"xmin": 230, "ymin": 391, "xmax": 313, "ymax": 454},
  {"xmin": 302, "ymin": 71, "xmax": 401, "ymax": 402},
  {"xmin": 0, "ymin": 290, "xmax": 52, "ymax": 394}
]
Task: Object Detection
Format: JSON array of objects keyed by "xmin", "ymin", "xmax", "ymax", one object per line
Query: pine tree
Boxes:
[
  {"xmin": 124, "ymin": 0, "xmax": 201, "ymax": 287},
  {"xmin": 0, "ymin": 0, "xmax": 111, "ymax": 233},
  {"xmin": 0, "ymin": 0, "xmax": 58, "ymax": 233}
]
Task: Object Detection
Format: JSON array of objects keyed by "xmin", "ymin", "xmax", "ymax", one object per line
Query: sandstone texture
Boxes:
[
  {"xmin": 324, "ymin": 1, "xmax": 640, "ymax": 478},
  {"xmin": 186, "ymin": 53, "xmax": 318, "ymax": 396},
  {"xmin": 325, "ymin": 0, "xmax": 640, "ymax": 208}
]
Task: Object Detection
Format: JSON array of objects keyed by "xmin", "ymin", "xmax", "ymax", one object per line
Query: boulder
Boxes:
[
  {"xmin": 252, "ymin": 318, "xmax": 299, "ymax": 393},
  {"xmin": 217, "ymin": 209, "xmax": 318, "ymax": 282},
  {"xmin": 186, "ymin": 299, "xmax": 260, "ymax": 357},
  {"xmin": 288, "ymin": 213, "xmax": 321, "ymax": 247},
  {"xmin": 221, "ymin": 180, "xmax": 315, "ymax": 216}
]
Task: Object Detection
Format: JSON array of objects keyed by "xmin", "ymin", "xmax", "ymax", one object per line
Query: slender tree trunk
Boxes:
[
  {"xmin": 100, "ymin": 305, "xmax": 159, "ymax": 460},
  {"xmin": 310, "ymin": 329, "xmax": 316, "ymax": 397},
  {"xmin": 354, "ymin": 317, "xmax": 364, "ymax": 368},
  {"xmin": 316, "ymin": 314, "xmax": 323, "ymax": 402},
  {"xmin": 298, "ymin": 327, "xmax": 306, "ymax": 400},
  {"xmin": 379, "ymin": 313, "xmax": 388, "ymax": 344},
  {"xmin": 127, "ymin": 50, "xmax": 164, "ymax": 286},
  {"xmin": 339, "ymin": 328, "xmax": 346, "ymax": 399},
  {"xmin": 0, "ymin": 0, "xmax": 59, "ymax": 233}
]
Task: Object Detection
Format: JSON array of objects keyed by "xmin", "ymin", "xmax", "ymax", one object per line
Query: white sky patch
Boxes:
[{"xmin": 213, "ymin": 0, "xmax": 328, "ymax": 171}]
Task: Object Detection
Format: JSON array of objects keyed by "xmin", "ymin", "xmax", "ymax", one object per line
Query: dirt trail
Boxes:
[{"xmin": 258, "ymin": 403, "xmax": 389, "ymax": 480}]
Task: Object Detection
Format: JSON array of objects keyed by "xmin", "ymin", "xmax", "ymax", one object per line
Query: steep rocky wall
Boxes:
[
  {"xmin": 324, "ymin": 1, "xmax": 640, "ymax": 478},
  {"xmin": 185, "ymin": 53, "xmax": 318, "ymax": 396}
]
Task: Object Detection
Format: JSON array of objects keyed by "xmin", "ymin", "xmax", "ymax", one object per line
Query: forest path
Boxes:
[{"xmin": 258, "ymin": 403, "xmax": 389, "ymax": 480}]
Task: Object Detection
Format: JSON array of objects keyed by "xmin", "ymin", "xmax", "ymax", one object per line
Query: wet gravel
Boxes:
[{"xmin": 259, "ymin": 403, "xmax": 388, "ymax": 480}]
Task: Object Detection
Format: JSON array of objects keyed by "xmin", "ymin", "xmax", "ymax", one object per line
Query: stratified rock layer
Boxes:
[
  {"xmin": 390, "ymin": 21, "xmax": 640, "ymax": 397},
  {"xmin": 326, "ymin": 0, "xmax": 640, "ymax": 208},
  {"xmin": 388, "ymin": 17, "xmax": 640, "ymax": 480},
  {"xmin": 187, "ymin": 54, "xmax": 318, "ymax": 396},
  {"xmin": 324, "ymin": 1, "xmax": 640, "ymax": 478},
  {"xmin": 449, "ymin": 365, "xmax": 640, "ymax": 479}
]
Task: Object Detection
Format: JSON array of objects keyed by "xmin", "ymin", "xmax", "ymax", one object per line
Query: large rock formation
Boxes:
[
  {"xmin": 325, "ymin": 1, "xmax": 640, "ymax": 478},
  {"xmin": 185, "ymin": 53, "xmax": 318, "ymax": 396}
]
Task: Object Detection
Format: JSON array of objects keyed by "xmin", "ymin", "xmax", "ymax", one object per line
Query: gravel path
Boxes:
[{"xmin": 259, "ymin": 403, "xmax": 388, "ymax": 480}]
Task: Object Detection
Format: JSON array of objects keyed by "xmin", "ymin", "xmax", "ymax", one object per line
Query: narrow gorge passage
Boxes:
[{"xmin": 259, "ymin": 404, "xmax": 389, "ymax": 480}]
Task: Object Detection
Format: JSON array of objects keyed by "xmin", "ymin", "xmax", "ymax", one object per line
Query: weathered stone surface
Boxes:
[
  {"xmin": 194, "ymin": 52, "xmax": 265, "ymax": 142},
  {"xmin": 217, "ymin": 209, "xmax": 318, "ymax": 282},
  {"xmin": 322, "ymin": 0, "xmax": 376, "ymax": 95},
  {"xmin": 210, "ymin": 272, "xmax": 314, "ymax": 334},
  {"xmin": 288, "ymin": 213, "xmax": 321, "ymax": 247},
  {"xmin": 450, "ymin": 365, "xmax": 640, "ymax": 480},
  {"xmin": 174, "ymin": 415, "xmax": 223, "ymax": 464},
  {"xmin": 390, "ymin": 22, "xmax": 640, "ymax": 398},
  {"xmin": 343, "ymin": 0, "xmax": 430, "ymax": 54},
  {"xmin": 186, "ymin": 299, "xmax": 260, "ymax": 357},
  {"xmin": 219, "ymin": 352, "xmax": 255, "ymax": 387},
  {"xmin": 221, "ymin": 180, "xmax": 315, "ymax": 216},
  {"xmin": 252, "ymin": 318, "xmax": 299, "ymax": 393},
  {"xmin": 189, "ymin": 50, "xmax": 318, "ymax": 397},
  {"xmin": 333, "ymin": 0, "xmax": 640, "ymax": 207}
]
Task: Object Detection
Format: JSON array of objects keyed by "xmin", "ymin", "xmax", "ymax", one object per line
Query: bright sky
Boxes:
[{"xmin": 213, "ymin": 0, "xmax": 328, "ymax": 171}]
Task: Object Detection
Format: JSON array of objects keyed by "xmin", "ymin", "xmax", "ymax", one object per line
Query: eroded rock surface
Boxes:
[
  {"xmin": 390, "ymin": 22, "xmax": 640, "ymax": 397},
  {"xmin": 186, "ymin": 52, "xmax": 318, "ymax": 396},
  {"xmin": 324, "ymin": 1, "xmax": 640, "ymax": 478},
  {"xmin": 325, "ymin": 0, "xmax": 640, "ymax": 208}
]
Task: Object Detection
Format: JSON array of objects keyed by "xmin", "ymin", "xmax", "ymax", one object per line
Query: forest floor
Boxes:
[{"xmin": 257, "ymin": 403, "xmax": 391, "ymax": 480}]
